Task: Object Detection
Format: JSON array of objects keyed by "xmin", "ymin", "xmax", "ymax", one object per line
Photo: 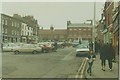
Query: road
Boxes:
[{"xmin": 2, "ymin": 47, "xmax": 84, "ymax": 78}]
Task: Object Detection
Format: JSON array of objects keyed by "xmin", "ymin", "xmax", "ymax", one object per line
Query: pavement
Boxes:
[{"xmin": 85, "ymin": 54, "xmax": 119, "ymax": 79}]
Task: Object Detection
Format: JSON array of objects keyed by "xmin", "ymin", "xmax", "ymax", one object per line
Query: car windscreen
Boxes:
[{"xmin": 76, "ymin": 45, "xmax": 88, "ymax": 49}]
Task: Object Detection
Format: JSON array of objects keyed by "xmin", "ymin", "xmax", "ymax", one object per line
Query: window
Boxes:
[
  {"xmin": 17, "ymin": 23, "xmax": 19, "ymax": 28},
  {"xmin": 28, "ymin": 32, "xmax": 29, "ymax": 36},
  {"xmin": 17, "ymin": 31, "xmax": 19, "ymax": 35},
  {"xmin": 23, "ymin": 25, "xmax": 25, "ymax": 30},
  {"xmin": 15, "ymin": 31, "xmax": 16, "ymax": 35},
  {"xmin": 79, "ymin": 29, "xmax": 81, "ymax": 30},
  {"xmin": 74, "ymin": 33, "xmax": 76, "ymax": 36},
  {"xmin": 31, "ymin": 33, "xmax": 33, "ymax": 36},
  {"xmin": 22, "ymin": 31, "xmax": 24, "ymax": 35},
  {"xmin": 2, "ymin": 29, "xmax": 4, "ymax": 33},
  {"xmin": 5, "ymin": 29, "xmax": 7, "ymax": 34},
  {"xmin": 2, "ymin": 20, "xmax": 4, "ymax": 25},
  {"xmin": 88, "ymin": 29, "xmax": 91, "ymax": 30},
  {"xmin": 15, "ymin": 22, "xmax": 16, "ymax": 27},
  {"xmin": 5, "ymin": 20, "xmax": 7, "ymax": 25},
  {"xmin": 12, "ymin": 21, "xmax": 14, "ymax": 26},
  {"xmin": 88, "ymin": 35, "xmax": 91, "ymax": 36},
  {"xmin": 26, "ymin": 26, "xmax": 28, "ymax": 30},
  {"xmin": 12, "ymin": 30, "xmax": 14, "ymax": 35}
]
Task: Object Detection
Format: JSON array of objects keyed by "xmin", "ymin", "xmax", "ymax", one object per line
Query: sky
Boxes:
[{"xmin": 2, "ymin": 2, "xmax": 105, "ymax": 29}]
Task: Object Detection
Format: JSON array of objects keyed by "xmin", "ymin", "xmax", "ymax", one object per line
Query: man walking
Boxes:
[{"xmin": 106, "ymin": 43, "xmax": 115, "ymax": 71}]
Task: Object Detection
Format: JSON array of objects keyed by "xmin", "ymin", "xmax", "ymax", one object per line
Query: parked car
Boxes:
[
  {"xmin": 72, "ymin": 42, "xmax": 79, "ymax": 47},
  {"xmin": 13, "ymin": 44, "xmax": 42, "ymax": 54},
  {"xmin": 76, "ymin": 44, "xmax": 89, "ymax": 57},
  {"xmin": 41, "ymin": 43, "xmax": 54, "ymax": 53},
  {"xmin": 2, "ymin": 43, "xmax": 18, "ymax": 52}
]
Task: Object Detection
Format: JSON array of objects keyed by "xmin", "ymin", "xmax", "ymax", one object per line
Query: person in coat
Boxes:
[
  {"xmin": 99, "ymin": 43, "xmax": 107, "ymax": 71},
  {"xmin": 106, "ymin": 43, "xmax": 115, "ymax": 71}
]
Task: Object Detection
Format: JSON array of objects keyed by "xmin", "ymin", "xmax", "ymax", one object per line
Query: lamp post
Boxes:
[
  {"xmin": 93, "ymin": 1, "xmax": 96, "ymax": 42},
  {"xmin": 91, "ymin": 1, "xmax": 96, "ymax": 52},
  {"xmin": 50, "ymin": 25, "xmax": 54, "ymax": 41},
  {"xmin": 86, "ymin": 19, "xmax": 93, "ymax": 42}
]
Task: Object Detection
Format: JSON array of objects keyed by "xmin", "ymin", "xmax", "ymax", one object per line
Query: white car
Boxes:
[
  {"xmin": 76, "ymin": 44, "xmax": 89, "ymax": 57},
  {"xmin": 13, "ymin": 44, "xmax": 42, "ymax": 54},
  {"xmin": 2, "ymin": 43, "xmax": 18, "ymax": 52}
]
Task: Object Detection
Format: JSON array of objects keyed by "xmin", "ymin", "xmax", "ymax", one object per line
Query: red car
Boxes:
[{"xmin": 41, "ymin": 44, "xmax": 54, "ymax": 53}]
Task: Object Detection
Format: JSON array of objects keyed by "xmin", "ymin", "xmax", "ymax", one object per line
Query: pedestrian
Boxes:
[
  {"xmin": 106, "ymin": 43, "xmax": 115, "ymax": 71},
  {"xmin": 94, "ymin": 40, "xmax": 98, "ymax": 54},
  {"xmin": 1, "ymin": 43, "xmax": 3, "ymax": 52},
  {"xmin": 53, "ymin": 41, "xmax": 58, "ymax": 51},
  {"xmin": 97, "ymin": 40, "xmax": 101, "ymax": 54},
  {"xmin": 99, "ymin": 43, "xmax": 106, "ymax": 71},
  {"xmin": 89, "ymin": 41, "xmax": 93, "ymax": 51},
  {"xmin": 86, "ymin": 49, "xmax": 96, "ymax": 76}
]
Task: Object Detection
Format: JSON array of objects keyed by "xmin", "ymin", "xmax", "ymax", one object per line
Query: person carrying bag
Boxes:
[{"xmin": 86, "ymin": 50, "xmax": 96, "ymax": 76}]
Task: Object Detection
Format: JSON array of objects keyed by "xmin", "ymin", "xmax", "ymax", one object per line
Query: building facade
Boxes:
[
  {"xmin": 95, "ymin": 21, "xmax": 104, "ymax": 41},
  {"xmin": 21, "ymin": 23, "xmax": 34, "ymax": 43},
  {"xmin": 112, "ymin": 1, "xmax": 119, "ymax": 55},
  {"xmin": 102, "ymin": 1, "xmax": 114, "ymax": 43},
  {"xmin": 67, "ymin": 21, "xmax": 92, "ymax": 42},
  {"xmin": 38, "ymin": 29, "xmax": 67, "ymax": 42},
  {"xmin": 1, "ymin": 14, "xmax": 39, "ymax": 43},
  {"xmin": 1, "ymin": 14, "xmax": 22, "ymax": 43},
  {"xmin": 23, "ymin": 15, "xmax": 39, "ymax": 43}
]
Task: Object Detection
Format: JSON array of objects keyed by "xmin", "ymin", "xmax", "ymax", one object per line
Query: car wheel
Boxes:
[
  {"xmin": 32, "ymin": 50, "xmax": 38, "ymax": 54},
  {"xmin": 14, "ymin": 50, "xmax": 19, "ymax": 54}
]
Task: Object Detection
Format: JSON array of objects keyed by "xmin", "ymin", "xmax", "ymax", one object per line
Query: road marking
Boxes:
[
  {"xmin": 61, "ymin": 51, "xmax": 74, "ymax": 60},
  {"xmin": 75, "ymin": 58, "xmax": 86, "ymax": 78}
]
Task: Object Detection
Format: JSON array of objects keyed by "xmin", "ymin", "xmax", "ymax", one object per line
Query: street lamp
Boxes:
[
  {"xmin": 93, "ymin": 1, "xmax": 96, "ymax": 42},
  {"xmin": 86, "ymin": 19, "xmax": 93, "ymax": 42},
  {"xmin": 50, "ymin": 25, "xmax": 54, "ymax": 41}
]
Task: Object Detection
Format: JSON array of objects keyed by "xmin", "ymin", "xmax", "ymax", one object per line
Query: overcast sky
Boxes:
[{"xmin": 2, "ymin": 2, "xmax": 105, "ymax": 29}]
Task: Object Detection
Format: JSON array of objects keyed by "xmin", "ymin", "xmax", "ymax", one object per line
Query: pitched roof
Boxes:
[
  {"xmin": 53, "ymin": 29, "xmax": 67, "ymax": 34},
  {"xmin": 68, "ymin": 23, "xmax": 92, "ymax": 27},
  {"xmin": 38, "ymin": 29, "xmax": 67, "ymax": 35}
]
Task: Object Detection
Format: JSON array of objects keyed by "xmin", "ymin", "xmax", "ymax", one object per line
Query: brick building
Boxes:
[
  {"xmin": 112, "ymin": 1, "xmax": 119, "ymax": 55},
  {"xmin": 1, "ymin": 14, "xmax": 39, "ymax": 43},
  {"xmin": 1, "ymin": 14, "xmax": 22, "ymax": 43},
  {"xmin": 95, "ymin": 21, "xmax": 104, "ymax": 41},
  {"xmin": 102, "ymin": 1, "xmax": 114, "ymax": 43},
  {"xmin": 38, "ymin": 29, "xmax": 67, "ymax": 42},
  {"xmin": 67, "ymin": 21, "xmax": 92, "ymax": 42},
  {"xmin": 22, "ymin": 15, "xmax": 39, "ymax": 43}
]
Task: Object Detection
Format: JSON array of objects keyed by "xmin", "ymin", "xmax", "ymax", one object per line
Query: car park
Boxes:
[{"xmin": 76, "ymin": 44, "xmax": 89, "ymax": 57}]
